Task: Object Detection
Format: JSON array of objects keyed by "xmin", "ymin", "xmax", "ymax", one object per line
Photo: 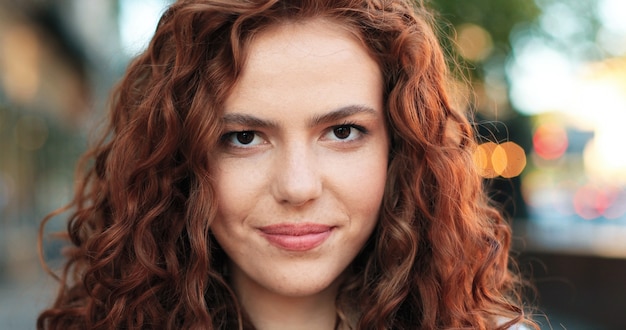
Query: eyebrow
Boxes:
[
  {"xmin": 221, "ymin": 113, "xmax": 279, "ymax": 129},
  {"xmin": 308, "ymin": 105, "xmax": 379, "ymax": 127},
  {"xmin": 221, "ymin": 105, "xmax": 379, "ymax": 128}
]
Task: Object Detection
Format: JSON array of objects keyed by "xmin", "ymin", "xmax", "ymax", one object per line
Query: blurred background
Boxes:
[{"xmin": 0, "ymin": 0, "xmax": 624, "ymax": 329}]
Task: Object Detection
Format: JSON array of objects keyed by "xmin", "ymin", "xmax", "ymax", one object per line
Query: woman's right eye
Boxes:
[{"xmin": 221, "ymin": 131, "xmax": 265, "ymax": 148}]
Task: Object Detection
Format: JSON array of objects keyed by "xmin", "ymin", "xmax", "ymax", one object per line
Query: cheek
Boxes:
[
  {"xmin": 210, "ymin": 166, "xmax": 254, "ymax": 255},
  {"xmin": 331, "ymin": 150, "xmax": 388, "ymax": 215},
  {"xmin": 213, "ymin": 162, "xmax": 266, "ymax": 220},
  {"xmin": 211, "ymin": 173, "xmax": 248, "ymax": 240},
  {"xmin": 214, "ymin": 169, "xmax": 240, "ymax": 223}
]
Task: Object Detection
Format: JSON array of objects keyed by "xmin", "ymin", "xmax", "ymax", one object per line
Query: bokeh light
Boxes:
[
  {"xmin": 494, "ymin": 142, "xmax": 526, "ymax": 178},
  {"xmin": 533, "ymin": 123, "xmax": 568, "ymax": 160},
  {"xmin": 474, "ymin": 141, "xmax": 527, "ymax": 179},
  {"xmin": 118, "ymin": 0, "xmax": 172, "ymax": 56},
  {"xmin": 455, "ymin": 23, "xmax": 493, "ymax": 62},
  {"xmin": 0, "ymin": 24, "xmax": 40, "ymax": 104},
  {"xmin": 473, "ymin": 142, "xmax": 498, "ymax": 178},
  {"xmin": 573, "ymin": 184, "xmax": 626, "ymax": 220}
]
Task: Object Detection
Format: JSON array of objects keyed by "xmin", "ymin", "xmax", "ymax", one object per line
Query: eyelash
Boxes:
[
  {"xmin": 219, "ymin": 130, "xmax": 265, "ymax": 148},
  {"xmin": 328, "ymin": 122, "xmax": 369, "ymax": 140},
  {"xmin": 219, "ymin": 122, "xmax": 369, "ymax": 148}
]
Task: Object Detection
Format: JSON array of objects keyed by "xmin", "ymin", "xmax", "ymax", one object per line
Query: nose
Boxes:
[{"xmin": 271, "ymin": 144, "xmax": 323, "ymax": 206}]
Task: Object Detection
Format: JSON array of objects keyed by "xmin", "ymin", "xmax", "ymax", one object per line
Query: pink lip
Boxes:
[{"xmin": 258, "ymin": 223, "xmax": 333, "ymax": 251}]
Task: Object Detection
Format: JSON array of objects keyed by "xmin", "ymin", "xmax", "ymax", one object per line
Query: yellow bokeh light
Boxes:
[
  {"xmin": 455, "ymin": 23, "xmax": 493, "ymax": 62},
  {"xmin": 473, "ymin": 141, "xmax": 527, "ymax": 178},
  {"xmin": 0, "ymin": 24, "xmax": 41, "ymax": 104},
  {"xmin": 491, "ymin": 144, "xmax": 508, "ymax": 176},
  {"xmin": 473, "ymin": 142, "xmax": 498, "ymax": 178},
  {"xmin": 498, "ymin": 142, "xmax": 527, "ymax": 178}
]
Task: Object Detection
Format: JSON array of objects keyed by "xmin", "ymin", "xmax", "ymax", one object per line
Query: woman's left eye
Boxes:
[
  {"xmin": 221, "ymin": 130, "xmax": 265, "ymax": 148},
  {"xmin": 324, "ymin": 124, "xmax": 367, "ymax": 142}
]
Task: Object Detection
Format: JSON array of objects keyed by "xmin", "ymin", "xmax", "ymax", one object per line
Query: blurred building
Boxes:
[{"xmin": 0, "ymin": 1, "xmax": 142, "ymax": 328}]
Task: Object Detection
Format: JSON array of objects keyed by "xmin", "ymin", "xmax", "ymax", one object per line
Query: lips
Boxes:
[{"xmin": 258, "ymin": 223, "xmax": 333, "ymax": 251}]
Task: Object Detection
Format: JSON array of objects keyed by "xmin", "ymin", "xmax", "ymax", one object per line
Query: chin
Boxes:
[{"xmin": 272, "ymin": 269, "xmax": 347, "ymax": 298}]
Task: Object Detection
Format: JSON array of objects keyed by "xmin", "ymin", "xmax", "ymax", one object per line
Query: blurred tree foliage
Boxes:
[{"xmin": 429, "ymin": 0, "xmax": 540, "ymax": 81}]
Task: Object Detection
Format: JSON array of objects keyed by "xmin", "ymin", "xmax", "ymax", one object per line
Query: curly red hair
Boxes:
[{"xmin": 38, "ymin": 0, "xmax": 537, "ymax": 329}]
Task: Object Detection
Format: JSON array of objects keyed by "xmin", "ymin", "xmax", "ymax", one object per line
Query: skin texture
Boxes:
[{"xmin": 210, "ymin": 19, "xmax": 389, "ymax": 329}]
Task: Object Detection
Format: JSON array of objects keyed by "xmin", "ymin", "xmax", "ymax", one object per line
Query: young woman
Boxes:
[{"xmin": 38, "ymin": 0, "xmax": 537, "ymax": 329}]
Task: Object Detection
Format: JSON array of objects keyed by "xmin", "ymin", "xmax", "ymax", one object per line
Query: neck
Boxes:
[{"xmin": 230, "ymin": 266, "xmax": 342, "ymax": 330}]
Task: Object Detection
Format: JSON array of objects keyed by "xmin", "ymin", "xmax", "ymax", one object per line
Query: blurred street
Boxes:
[{"xmin": 1, "ymin": 0, "xmax": 626, "ymax": 329}]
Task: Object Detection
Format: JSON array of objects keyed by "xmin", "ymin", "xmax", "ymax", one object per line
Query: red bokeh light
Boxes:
[
  {"xmin": 573, "ymin": 185, "xmax": 626, "ymax": 220},
  {"xmin": 533, "ymin": 123, "xmax": 568, "ymax": 160}
]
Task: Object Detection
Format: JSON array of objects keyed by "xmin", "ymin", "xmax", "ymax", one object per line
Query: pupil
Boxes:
[
  {"xmin": 334, "ymin": 126, "xmax": 351, "ymax": 139},
  {"xmin": 236, "ymin": 132, "xmax": 254, "ymax": 144}
]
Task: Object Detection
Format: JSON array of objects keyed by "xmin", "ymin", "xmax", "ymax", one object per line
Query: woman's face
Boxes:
[{"xmin": 211, "ymin": 19, "xmax": 389, "ymax": 300}]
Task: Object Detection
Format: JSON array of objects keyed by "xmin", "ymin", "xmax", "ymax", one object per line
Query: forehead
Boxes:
[
  {"xmin": 248, "ymin": 18, "xmax": 366, "ymax": 61},
  {"xmin": 224, "ymin": 19, "xmax": 382, "ymax": 112}
]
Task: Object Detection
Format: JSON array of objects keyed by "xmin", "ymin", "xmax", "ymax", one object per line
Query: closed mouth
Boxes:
[{"xmin": 258, "ymin": 223, "xmax": 334, "ymax": 251}]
